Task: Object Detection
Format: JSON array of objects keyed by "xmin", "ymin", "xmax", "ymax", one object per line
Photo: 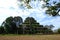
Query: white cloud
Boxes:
[
  {"xmin": 0, "ymin": 0, "xmax": 18, "ymax": 8},
  {"xmin": 0, "ymin": 0, "xmax": 60, "ymax": 30},
  {"xmin": 0, "ymin": 0, "xmax": 31, "ymax": 25},
  {"xmin": 0, "ymin": 7, "xmax": 31, "ymax": 24}
]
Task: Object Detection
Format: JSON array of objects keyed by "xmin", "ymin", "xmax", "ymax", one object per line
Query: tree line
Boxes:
[{"xmin": 0, "ymin": 16, "xmax": 60, "ymax": 34}]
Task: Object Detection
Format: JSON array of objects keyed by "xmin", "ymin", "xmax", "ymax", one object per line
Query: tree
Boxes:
[
  {"xmin": 0, "ymin": 26, "xmax": 5, "ymax": 34},
  {"xmin": 2, "ymin": 16, "xmax": 14, "ymax": 34},
  {"xmin": 45, "ymin": 25, "xmax": 54, "ymax": 30},
  {"xmin": 23, "ymin": 17, "xmax": 41, "ymax": 34},
  {"xmin": 23, "ymin": 17, "xmax": 39, "ymax": 28},
  {"xmin": 46, "ymin": 1, "xmax": 60, "ymax": 16},
  {"xmin": 18, "ymin": 25, "xmax": 23, "ymax": 34},
  {"xmin": 13, "ymin": 16, "xmax": 23, "ymax": 34},
  {"xmin": 13, "ymin": 16, "xmax": 23, "ymax": 27},
  {"xmin": 57, "ymin": 28, "xmax": 60, "ymax": 34},
  {"xmin": 18, "ymin": 0, "xmax": 49, "ymax": 8},
  {"xmin": 44, "ymin": 25, "xmax": 54, "ymax": 34},
  {"xmin": 1, "ymin": 16, "xmax": 54, "ymax": 34},
  {"xmin": 18, "ymin": 0, "xmax": 60, "ymax": 16},
  {"xmin": 1, "ymin": 16, "xmax": 23, "ymax": 34}
]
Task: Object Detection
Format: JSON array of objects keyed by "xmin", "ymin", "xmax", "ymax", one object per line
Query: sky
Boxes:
[{"xmin": 0, "ymin": 0, "xmax": 60, "ymax": 30}]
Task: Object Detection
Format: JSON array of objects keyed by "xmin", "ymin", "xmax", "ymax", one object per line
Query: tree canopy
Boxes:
[
  {"xmin": 1, "ymin": 16, "xmax": 23, "ymax": 34},
  {"xmin": 18, "ymin": 0, "xmax": 60, "ymax": 16},
  {"xmin": 23, "ymin": 17, "xmax": 40, "ymax": 28}
]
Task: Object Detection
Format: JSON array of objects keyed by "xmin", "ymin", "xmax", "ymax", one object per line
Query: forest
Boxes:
[{"xmin": 0, "ymin": 16, "xmax": 60, "ymax": 34}]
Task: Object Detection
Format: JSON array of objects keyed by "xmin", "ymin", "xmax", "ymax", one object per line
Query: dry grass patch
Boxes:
[{"xmin": 0, "ymin": 34, "xmax": 60, "ymax": 40}]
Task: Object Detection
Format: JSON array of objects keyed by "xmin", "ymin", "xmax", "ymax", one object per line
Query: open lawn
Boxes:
[{"xmin": 0, "ymin": 34, "xmax": 60, "ymax": 40}]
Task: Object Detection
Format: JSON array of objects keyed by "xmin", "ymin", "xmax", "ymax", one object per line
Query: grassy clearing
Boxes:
[{"xmin": 0, "ymin": 34, "xmax": 60, "ymax": 40}]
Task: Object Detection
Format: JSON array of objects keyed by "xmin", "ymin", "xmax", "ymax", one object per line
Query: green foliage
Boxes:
[
  {"xmin": 5, "ymin": 17, "xmax": 13, "ymax": 24},
  {"xmin": 46, "ymin": 0, "xmax": 60, "ymax": 16},
  {"xmin": 1, "ymin": 16, "xmax": 23, "ymax": 34},
  {"xmin": 4, "ymin": 23, "xmax": 11, "ymax": 33},
  {"xmin": 23, "ymin": 17, "xmax": 39, "ymax": 28},
  {"xmin": 0, "ymin": 16, "xmax": 54, "ymax": 34},
  {"xmin": 18, "ymin": 25, "xmax": 23, "ymax": 34},
  {"xmin": 24, "ymin": 17, "xmax": 37, "ymax": 23},
  {"xmin": 18, "ymin": 0, "xmax": 60, "ymax": 16},
  {"xmin": 57, "ymin": 28, "xmax": 60, "ymax": 34},
  {"xmin": 23, "ymin": 17, "xmax": 40, "ymax": 34},
  {"xmin": 46, "ymin": 5, "xmax": 60, "ymax": 16},
  {"xmin": 0, "ymin": 26, "xmax": 5, "ymax": 34}
]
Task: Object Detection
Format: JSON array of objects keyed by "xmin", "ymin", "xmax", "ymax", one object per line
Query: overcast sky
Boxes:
[{"xmin": 0, "ymin": 0, "xmax": 60, "ymax": 30}]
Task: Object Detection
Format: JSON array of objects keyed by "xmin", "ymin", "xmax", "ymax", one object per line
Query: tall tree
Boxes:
[
  {"xmin": 23, "ymin": 17, "xmax": 39, "ymax": 28},
  {"xmin": 23, "ymin": 17, "xmax": 40, "ymax": 34},
  {"xmin": 1, "ymin": 16, "xmax": 23, "ymax": 34},
  {"xmin": 2, "ymin": 17, "xmax": 14, "ymax": 34},
  {"xmin": 13, "ymin": 16, "xmax": 23, "ymax": 34}
]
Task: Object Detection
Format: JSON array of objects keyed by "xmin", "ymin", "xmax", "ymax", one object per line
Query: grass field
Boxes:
[{"xmin": 0, "ymin": 34, "xmax": 60, "ymax": 40}]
